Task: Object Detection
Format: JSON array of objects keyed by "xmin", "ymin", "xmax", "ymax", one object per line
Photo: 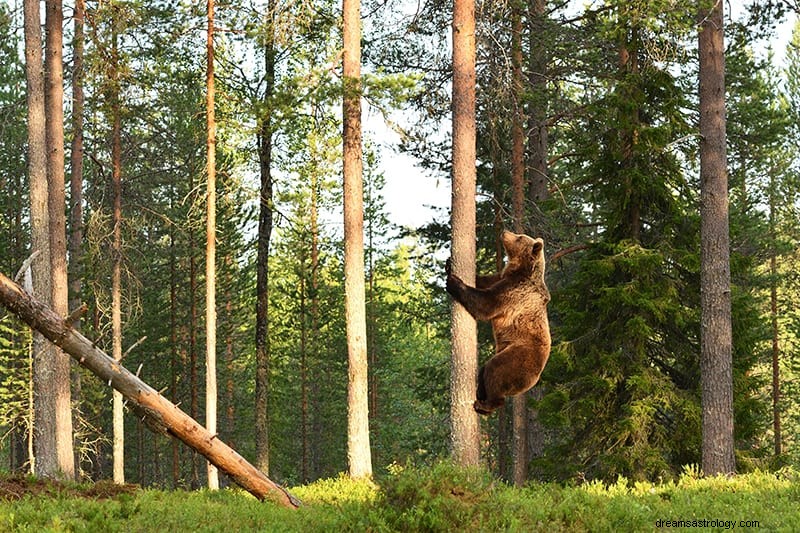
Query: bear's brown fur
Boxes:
[{"xmin": 446, "ymin": 230, "xmax": 551, "ymax": 415}]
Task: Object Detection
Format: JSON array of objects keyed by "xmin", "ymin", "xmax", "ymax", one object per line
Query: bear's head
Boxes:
[{"xmin": 500, "ymin": 230, "xmax": 546, "ymax": 281}]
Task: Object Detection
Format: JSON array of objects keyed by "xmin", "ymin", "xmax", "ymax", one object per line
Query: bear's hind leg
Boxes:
[
  {"xmin": 473, "ymin": 397, "xmax": 504, "ymax": 415},
  {"xmin": 475, "ymin": 365, "xmax": 504, "ymax": 414}
]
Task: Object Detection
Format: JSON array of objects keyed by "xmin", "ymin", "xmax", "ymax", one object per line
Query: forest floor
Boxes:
[
  {"xmin": 0, "ymin": 474, "xmax": 137, "ymax": 502},
  {"xmin": 1, "ymin": 462, "xmax": 799, "ymax": 531}
]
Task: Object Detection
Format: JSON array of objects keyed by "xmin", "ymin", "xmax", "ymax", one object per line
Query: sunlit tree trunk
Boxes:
[
  {"xmin": 450, "ymin": 0, "xmax": 480, "ymax": 466},
  {"xmin": 205, "ymin": 0, "xmax": 219, "ymax": 490},
  {"xmin": 68, "ymin": 0, "xmax": 86, "ymax": 478},
  {"xmin": 110, "ymin": 20, "xmax": 125, "ymax": 485},
  {"xmin": 509, "ymin": 1, "xmax": 529, "ymax": 487},
  {"xmin": 44, "ymin": 0, "xmax": 76, "ymax": 481},
  {"xmin": 343, "ymin": 0, "xmax": 372, "ymax": 479},
  {"xmin": 25, "ymin": 0, "xmax": 54, "ymax": 479},
  {"xmin": 698, "ymin": 0, "xmax": 735, "ymax": 476}
]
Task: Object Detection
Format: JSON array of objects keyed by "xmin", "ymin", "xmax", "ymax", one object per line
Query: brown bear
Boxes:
[{"xmin": 446, "ymin": 230, "xmax": 551, "ymax": 415}]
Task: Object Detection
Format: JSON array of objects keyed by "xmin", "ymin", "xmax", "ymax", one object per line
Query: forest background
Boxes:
[{"xmin": 2, "ymin": 0, "xmax": 800, "ymax": 490}]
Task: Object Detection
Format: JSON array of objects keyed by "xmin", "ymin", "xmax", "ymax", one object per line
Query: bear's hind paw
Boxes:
[{"xmin": 473, "ymin": 400, "xmax": 493, "ymax": 416}]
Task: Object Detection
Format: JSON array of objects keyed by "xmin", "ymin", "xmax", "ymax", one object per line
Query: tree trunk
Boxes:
[
  {"xmin": 343, "ymin": 0, "xmax": 372, "ymax": 479},
  {"xmin": 510, "ymin": 2, "xmax": 528, "ymax": 487},
  {"xmin": 69, "ymin": 0, "xmax": 86, "ymax": 479},
  {"xmin": 189, "ymin": 181, "xmax": 199, "ymax": 487},
  {"xmin": 769, "ymin": 172, "xmax": 781, "ymax": 456},
  {"xmin": 525, "ymin": 0, "xmax": 549, "ymax": 475},
  {"xmin": 255, "ymin": 0, "xmax": 276, "ymax": 476},
  {"xmin": 169, "ymin": 226, "xmax": 180, "ymax": 487},
  {"xmin": 527, "ymin": 0, "xmax": 548, "ymax": 203},
  {"xmin": 450, "ymin": 0, "xmax": 480, "ymax": 467},
  {"xmin": 205, "ymin": 0, "xmax": 219, "ymax": 490},
  {"xmin": 0, "ymin": 271, "xmax": 300, "ymax": 508},
  {"xmin": 44, "ymin": 1, "xmax": 74, "ymax": 479},
  {"xmin": 299, "ymin": 248, "xmax": 309, "ymax": 482},
  {"xmin": 24, "ymin": 0, "xmax": 52, "ymax": 479},
  {"xmin": 109, "ymin": 22, "xmax": 125, "ymax": 485},
  {"xmin": 698, "ymin": 0, "xmax": 735, "ymax": 476}
]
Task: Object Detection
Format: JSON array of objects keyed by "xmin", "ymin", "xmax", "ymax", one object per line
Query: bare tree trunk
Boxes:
[
  {"xmin": 698, "ymin": 0, "xmax": 735, "ymax": 476},
  {"xmin": 527, "ymin": 0, "xmax": 548, "ymax": 203},
  {"xmin": 205, "ymin": 0, "xmax": 219, "ymax": 491},
  {"xmin": 769, "ymin": 173, "xmax": 781, "ymax": 456},
  {"xmin": 24, "ymin": 0, "xmax": 53, "ymax": 479},
  {"xmin": 189, "ymin": 180, "xmax": 199, "ymax": 488},
  {"xmin": 525, "ymin": 0, "xmax": 549, "ymax": 475},
  {"xmin": 255, "ymin": 0, "xmax": 276, "ymax": 476},
  {"xmin": 0, "ymin": 271, "xmax": 300, "ymax": 508},
  {"xmin": 450, "ymin": 0, "xmax": 480, "ymax": 467},
  {"xmin": 169, "ymin": 226, "xmax": 180, "ymax": 487},
  {"xmin": 299, "ymin": 248, "xmax": 309, "ymax": 482},
  {"xmin": 44, "ymin": 0, "xmax": 75, "ymax": 481},
  {"xmin": 343, "ymin": 0, "xmax": 372, "ymax": 479},
  {"xmin": 69, "ymin": 0, "xmax": 86, "ymax": 479},
  {"xmin": 510, "ymin": 2, "xmax": 528, "ymax": 487},
  {"xmin": 109, "ymin": 21, "xmax": 125, "ymax": 484}
]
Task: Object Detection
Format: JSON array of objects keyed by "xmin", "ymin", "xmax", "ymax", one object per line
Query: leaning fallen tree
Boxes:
[{"xmin": 0, "ymin": 270, "xmax": 300, "ymax": 508}]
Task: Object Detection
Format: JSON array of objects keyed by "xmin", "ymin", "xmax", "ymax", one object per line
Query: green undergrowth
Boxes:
[{"xmin": 1, "ymin": 463, "xmax": 799, "ymax": 532}]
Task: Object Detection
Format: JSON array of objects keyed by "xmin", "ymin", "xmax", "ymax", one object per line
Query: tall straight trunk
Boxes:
[
  {"xmin": 306, "ymin": 174, "xmax": 321, "ymax": 481},
  {"xmin": 110, "ymin": 23, "xmax": 125, "ymax": 485},
  {"xmin": 527, "ymin": 0, "xmax": 548, "ymax": 203},
  {"xmin": 342, "ymin": 0, "xmax": 372, "ymax": 479},
  {"xmin": 189, "ymin": 183, "xmax": 199, "ymax": 487},
  {"xmin": 205, "ymin": 0, "xmax": 219, "ymax": 490},
  {"xmin": 450, "ymin": 0, "xmax": 480, "ymax": 466},
  {"xmin": 68, "ymin": 0, "xmax": 86, "ymax": 478},
  {"xmin": 223, "ymin": 257, "xmax": 235, "ymax": 449},
  {"xmin": 255, "ymin": 0, "xmax": 276, "ymax": 476},
  {"xmin": 769, "ymin": 174, "xmax": 781, "ymax": 456},
  {"xmin": 510, "ymin": 2, "xmax": 528, "ymax": 488},
  {"xmin": 698, "ymin": 0, "xmax": 735, "ymax": 476},
  {"xmin": 299, "ymin": 254, "xmax": 308, "ymax": 482},
  {"xmin": 44, "ymin": 0, "xmax": 76, "ymax": 481},
  {"xmin": 24, "ymin": 0, "xmax": 54, "ymax": 479},
  {"xmin": 68, "ymin": 0, "xmax": 85, "ymax": 337},
  {"xmin": 525, "ymin": 0, "xmax": 549, "ymax": 472},
  {"xmin": 169, "ymin": 226, "xmax": 180, "ymax": 487}
]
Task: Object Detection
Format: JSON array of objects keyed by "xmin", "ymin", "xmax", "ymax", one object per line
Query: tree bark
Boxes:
[
  {"xmin": 510, "ymin": 1, "xmax": 528, "ymax": 487},
  {"xmin": 0, "ymin": 271, "xmax": 300, "ymax": 508},
  {"xmin": 109, "ymin": 20, "xmax": 125, "ymax": 484},
  {"xmin": 255, "ymin": 0, "xmax": 276, "ymax": 476},
  {"xmin": 343, "ymin": 0, "xmax": 373, "ymax": 479},
  {"xmin": 169, "ymin": 226, "xmax": 180, "ymax": 487},
  {"xmin": 27, "ymin": 0, "xmax": 75, "ymax": 481},
  {"xmin": 205, "ymin": 0, "xmax": 219, "ymax": 490},
  {"xmin": 69, "ymin": 0, "xmax": 86, "ymax": 479},
  {"xmin": 527, "ymin": 0, "xmax": 548, "ymax": 203},
  {"xmin": 189, "ymin": 179, "xmax": 199, "ymax": 487},
  {"xmin": 45, "ymin": 0, "xmax": 74, "ymax": 481},
  {"xmin": 24, "ymin": 0, "xmax": 52, "ymax": 479},
  {"xmin": 698, "ymin": 0, "xmax": 735, "ymax": 476},
  {"xmin": 769, "ymin": 170, "xmax": 781, "ymax": 456},
  {"xmin": 450, "ymin": 0, "xmax": 480, "ymax": 467}
]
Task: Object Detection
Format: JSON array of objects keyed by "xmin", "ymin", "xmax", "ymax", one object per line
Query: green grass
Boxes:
[{"xmin": 1, "ymin": 463, "xmax": 799, "ymax": 532}]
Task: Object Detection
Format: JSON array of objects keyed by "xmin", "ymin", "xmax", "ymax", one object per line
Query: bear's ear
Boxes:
[{"xmin": 531, "ymin": 241, "xmax": 543, "ymax": 256}]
